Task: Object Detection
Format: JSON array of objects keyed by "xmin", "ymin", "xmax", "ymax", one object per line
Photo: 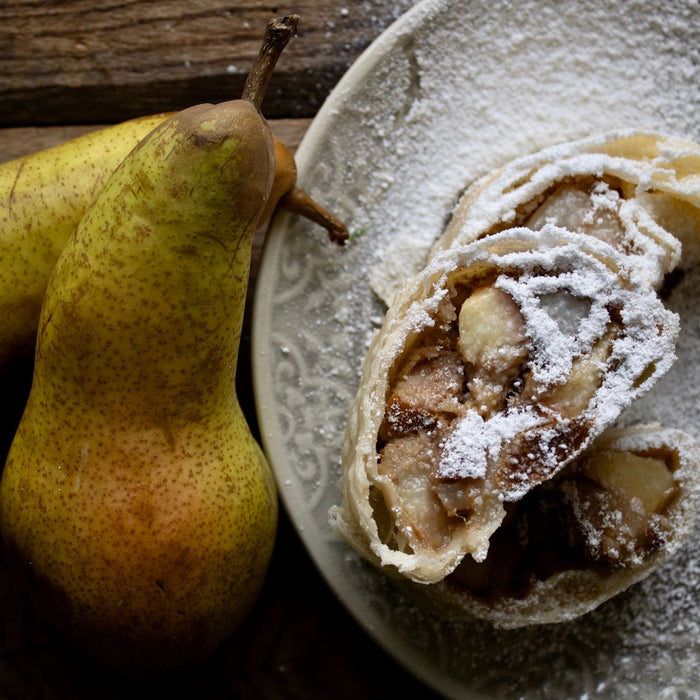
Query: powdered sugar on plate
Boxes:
[{"xmin": 351, "ymin": 4, "xmax": 700, "ymax": 307}]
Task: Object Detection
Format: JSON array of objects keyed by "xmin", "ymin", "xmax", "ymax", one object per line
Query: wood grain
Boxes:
[{"xmin": 0, "ymin": 0, "xmax": 416, "ymax": 126}]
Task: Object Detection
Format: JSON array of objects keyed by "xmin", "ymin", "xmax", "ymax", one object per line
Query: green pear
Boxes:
[
  {"xmin": 0, "ymin": 15, "xmax": 299, "ymax": 676},
  {"xmin": 0, "ymin": 112, "xmax": 169, "ymax": 370},
  {"xmin": 0, "ymin": 115, "xmax": 348, "ymax": 378}
]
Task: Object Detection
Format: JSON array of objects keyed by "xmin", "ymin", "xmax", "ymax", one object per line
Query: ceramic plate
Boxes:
[{"xmin": 252, "ymin": 1, "xmax": 700, "ymax": 697}]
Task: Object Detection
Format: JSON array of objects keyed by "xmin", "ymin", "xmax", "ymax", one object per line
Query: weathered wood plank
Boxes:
[{"xmin": 0, "ymin": 0, "xmax": 418, "ymax": 126}]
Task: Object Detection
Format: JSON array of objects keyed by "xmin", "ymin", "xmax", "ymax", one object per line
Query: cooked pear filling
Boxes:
[
  {"xmin": 525, "ymin": 178, "xmax": 629, "ymax": 251},
  {"xmin": 449, "ymin": 447, "xmax": 680, "ymax": 600},
  {"xmin": 374, "ymin": 266, "xmax": 627, "ymax": 561},
  {"xmin": 457, "ymin": 176, "xmax": 631, "ymax": 258}
]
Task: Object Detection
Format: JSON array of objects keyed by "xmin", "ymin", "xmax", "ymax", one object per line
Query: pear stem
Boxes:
[
  {"xmin": 278, "ymin": 186, "xmax": 349, "ymax": 245},
  {"xmin": 242, "ymin": 15, "xmax": 299, "ymax": 111}
]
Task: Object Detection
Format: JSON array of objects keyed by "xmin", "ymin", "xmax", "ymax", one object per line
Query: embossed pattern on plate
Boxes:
[{"xmin": 252, "ymin": 1, "xmax": 700, "ymax": 697}]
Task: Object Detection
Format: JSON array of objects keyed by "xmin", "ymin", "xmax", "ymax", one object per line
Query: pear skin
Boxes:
[
  {"xmin": 0, "ymin": 114, "xmax": 169, "ymax": 369},
  {"xmin": 259, "ymin": 136, "xmax": 298, "ymax": 225},
  {"xmin": 0, "ymin": 17, "xmax": 297, "ymax": 676}
]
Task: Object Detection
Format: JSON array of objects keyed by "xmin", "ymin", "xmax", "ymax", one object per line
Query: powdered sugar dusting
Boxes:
[
  {"xmin": 495, "ymin": 248, "xmax": 617, "ymax": 386},
  {"xmin": 371, "ymin": 132, "xmax": 699, "ymax": 305},
  {"xmin": 439, "ymin": 406, "xmax": 543, "ymax": 480},
  {"xmin": 383, "ymin": 226, "xmax": 680, "ymax": 504}
]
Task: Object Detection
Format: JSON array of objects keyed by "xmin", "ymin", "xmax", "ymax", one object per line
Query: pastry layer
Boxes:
[{"xmin": 331, "ymin": 227, "xmax": 679, "ymax": 584}]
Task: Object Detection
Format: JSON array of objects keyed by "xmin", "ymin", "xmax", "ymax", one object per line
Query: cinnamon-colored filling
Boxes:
[
  {"xmin": 371, "ymin": 180, "xmax": 675, "ymax": 593},
  {"xmin": 374, "ymin": 272, "xmax": 619, "ymax": 556},
  {"xmin": 449, "ymin": 447, "xmax": 679, "ymax": 600}
]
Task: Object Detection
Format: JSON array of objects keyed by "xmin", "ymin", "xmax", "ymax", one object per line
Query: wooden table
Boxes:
[{"xmin": 0, "ymin": 2, "xmax": 447, "ymax": 698}]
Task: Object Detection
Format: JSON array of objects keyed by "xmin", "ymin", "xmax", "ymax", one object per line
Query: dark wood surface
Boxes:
[
  {"xmin": 0, "ymin": 0, "xmax": 416, "ymax": 126},
  {"xmin": 0, "ymin": 2, "xmax": 444, "ymax": 698}
]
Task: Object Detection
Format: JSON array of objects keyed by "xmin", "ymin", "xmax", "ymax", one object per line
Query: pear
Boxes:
[
  {"xmin": 0, "ymin": 114, "xmax": 170, "ymax": 466},
  {"xmin": 0, "ymin": 15, "xmax": 300, "ymax": 676},
  {"xmin": 265, "ymin": 136, "xmax": 349, "ymax": 240},
  {"xmin": 0, "ymin": 112, "xmax": 347, "ymax": 376},
  {"xmin": 0, "ymin": 114, "xmax": 169, "ymax": 368}
]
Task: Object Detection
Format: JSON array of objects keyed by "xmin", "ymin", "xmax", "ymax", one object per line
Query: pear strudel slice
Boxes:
[
  {"xmin": 432, "ymin": 130, "xmax": 700, "ymax": 292},
  {"xmin": 329, "ymin": 227, "xmax": 679, "ymax": 585},
  {"xmin": 412, "ymin": 424, "xmax": 700, "ymax": 628}
]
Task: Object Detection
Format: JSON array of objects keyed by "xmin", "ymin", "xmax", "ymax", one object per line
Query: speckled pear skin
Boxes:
[
  {"xmin": 0, "ymin": 100, "xmax": 278, "ymax": 676},
  {"xmin": 0, "ymin": 113, "xmax": 170, "ymax": 369}
]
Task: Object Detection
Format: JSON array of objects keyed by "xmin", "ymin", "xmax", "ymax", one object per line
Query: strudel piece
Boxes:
[
  {"xmin": 432, "ymin": 130, "xmax": 700, "ymax": 292},
  {"xmin": 413, "ymin": 424, "xmax": 700, "ymax": 628},
  {"xmin": 330, "ymin": 227, "xmax": 679, "ymax": 585}
]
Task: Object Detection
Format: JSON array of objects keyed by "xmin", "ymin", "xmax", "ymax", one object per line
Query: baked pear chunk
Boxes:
[{"xmin": 330, "ymin": 227, "xmax": 679, "ymax": 585}]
